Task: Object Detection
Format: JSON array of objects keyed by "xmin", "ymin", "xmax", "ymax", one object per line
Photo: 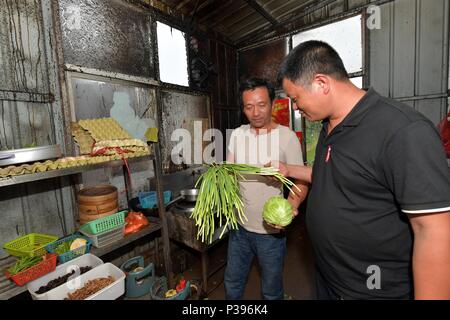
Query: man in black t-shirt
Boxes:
[{"xmin": 273, "ymin": 40, "xmax": 450, "ymax": 299}]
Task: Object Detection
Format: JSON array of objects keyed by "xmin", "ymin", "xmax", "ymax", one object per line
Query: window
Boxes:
[
  {"xmin": 156, "ymin": 22, "xmax": 189, "ymax": 87},
  {"xmin": 290, "ymin": 15, "xmax": 364, "ymax": 164},
  {"xmin": 292, "ymin": 15, "xmax": 363, "ymax": 77}
]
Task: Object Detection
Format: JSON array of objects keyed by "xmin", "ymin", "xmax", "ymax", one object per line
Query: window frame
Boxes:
[
  {"xmin": 286, "ymin": 12, "xmax": 369, "ymax": 164},
  {"xmin": 154, "ymin": 20, "xmax": 191, "ymax": 89}
]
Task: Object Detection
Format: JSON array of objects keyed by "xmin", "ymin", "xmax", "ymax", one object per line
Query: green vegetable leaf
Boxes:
[{"xmin": 262, "ymin": 196, "xmax": 294, "ymax": 227}]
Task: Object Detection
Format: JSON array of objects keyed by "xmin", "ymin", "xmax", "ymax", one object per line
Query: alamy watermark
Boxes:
[
  {"xmin": 366, "ymin": 265, "xmax": 381, "ymax": 290},
  {"xmin": 366, "ymin": 5, "xmax": 381, "ymax": 30},
  {"xmin": 170, "ymin": 122, "xmax": 281, "ymax": 165}
]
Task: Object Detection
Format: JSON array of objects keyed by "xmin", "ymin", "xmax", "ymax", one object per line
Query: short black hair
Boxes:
[
  {"xmin": 239, "ymin": 78, "xmax": 275, "ymax": 105},
  {"xmin": 278, "ymin": 40, "xmax": 348, "ymax": 86}
]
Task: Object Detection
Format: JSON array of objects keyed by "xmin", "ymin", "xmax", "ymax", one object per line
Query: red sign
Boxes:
[
  {"xmin": 272, "ymin": 98, "xmax": 290, "ymax": 127},
  {"xmin": 295, "ymin": 131, "xmax": 303, "ymax": 145}
]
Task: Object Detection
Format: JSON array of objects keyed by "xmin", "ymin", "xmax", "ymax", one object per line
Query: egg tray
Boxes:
[
  {"xmin": 0, "ymin": 149, "xmax": 150, "ymax": 178},
  {"xmin": 94, "ymin": 139, "xmax": 147, "ymax": 148},
  {"xmin": 78, "ymin": 118, "xmax": 132, "ymax": 142},
  {"xmin": 71, "ymin": 122, "xmax": 95, "ymax": 155}
]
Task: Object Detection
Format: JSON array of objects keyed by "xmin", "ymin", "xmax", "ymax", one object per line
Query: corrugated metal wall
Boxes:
[
  {"xmin": 209, "ymin": 40, "xmax": 240, "ymax": 143},
  {"xmin": 0, "ymin": 0, "xmax": 74, "ymax": 259},
  {"xmin": 369, "ymin": 0, "xmax": 449, "ymax": 125}
]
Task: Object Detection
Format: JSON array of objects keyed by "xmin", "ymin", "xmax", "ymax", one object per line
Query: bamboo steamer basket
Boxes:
[
  {"xmin": 78, "ymin": 185, "xmax": 118, "ymax": 205},
  {"xmin": 78, "ymin": 185, "xmax": 118, "ymax": 223},
  {"xmin": 78, "ymin": 200, "xmax": 119, "ymax": 215},
  {"xmin": 79, "ymin": 208, "xmax": 119, "ymax": 225}
]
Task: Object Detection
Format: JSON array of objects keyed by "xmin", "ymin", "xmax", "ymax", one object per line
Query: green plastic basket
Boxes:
[
  {"xmin": 3, "ymin": 233, "xmax": 59, "ymax": 257},
  {"xmin": 79, "ymin": 210, "xmax": 126, "ymax": 235}
]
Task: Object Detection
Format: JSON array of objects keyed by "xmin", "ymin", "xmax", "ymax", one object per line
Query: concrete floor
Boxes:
[{"xmin": 182, "ymin": 212, "xmax": 317, "ymax": 300}]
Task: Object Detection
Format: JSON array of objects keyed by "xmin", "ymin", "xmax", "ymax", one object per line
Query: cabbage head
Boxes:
[{"xmin": 262, "ymin": 196, "xmax": 294, "ymax": 227}]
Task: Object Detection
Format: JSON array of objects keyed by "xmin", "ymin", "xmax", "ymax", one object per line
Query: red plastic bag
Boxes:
[
  {"xmin": 438, "ymin": 111, "xmax": 450, "ymax": 156},
  {"xmin": 125, "ymin": 212, "xmax": 149, "ymax": 235}
]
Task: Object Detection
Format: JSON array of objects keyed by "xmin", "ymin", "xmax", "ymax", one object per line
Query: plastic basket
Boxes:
[
  {"xmin": 79, "ymin": 210, "xmax": 126, "ymax": 235},
  {"xmin": 5, "ymin": 253, "xmax": 58, "ymax": 286},
  {"xmin": 138, "ymin": 191, "xmax": 172, "ymax": 209},
  {"xmin": 3, "ymin": 233, "xmax": 59, "ymax": 258},
  {"xmin": 45, "ymin": 234, "xmax": 92, "ymax": 264},
  {"xmin": 79, "ymin": 225, "xmax": 125, "ymax": 248}
]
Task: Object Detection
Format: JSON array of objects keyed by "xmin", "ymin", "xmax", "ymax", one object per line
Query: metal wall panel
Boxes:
[
  {"xmin": 369, "ymin": 0, "xmax": 449, "ymax": 125},
  {"xmin": 0, "ymin": 185, "xmax": 26, "ymax": 257},
  {"xmin": 0, "ymin": 100, "xmax": 55, "ymax": 149},
  {"xmin": 392, "ymin": 0, "xmax": 416, "ymax": 98},
  {"xmin": 415, "ymin": 98, "xmax": 446, "ymax": 126},
  {"xmin": 238, "ymin": 38, "xmax": 287, "ymax": 85},
  {"xmin": 0, "ymin": 0, "xmax": 49, "ymax": 94},
  {"xmin": 0, "ymin": 0, "xmax": 75, "ymax": 259},
  {"xmin": 369, "ymin": 1, "xmax": 392, "ymax": 96},
  {"xmin": 59, "ymin": 0, "xmax": 154, "ymax": 78},
  {"xmin": 0, "ymin": 179, "xmax": 73, "ymax": 258},
  {"xmin": 159, "ymin": 90, "xmax": 210, "ymax": 171},
  {"xmin": 416, "ymin": 0, "xmax": 448, "ymax": 96},
  {"xmin": 209, "ymin": 39, "xmax": 240, "ymax": 159}
]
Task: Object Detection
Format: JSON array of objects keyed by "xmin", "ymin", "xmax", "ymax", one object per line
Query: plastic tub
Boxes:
[
  {"xmin": 26, "ymin": 253, "xmax": 104, "ymax": 300},
  {"xmin": 45, "ymin": 263, "xmax": 125, "ymax": 300}
]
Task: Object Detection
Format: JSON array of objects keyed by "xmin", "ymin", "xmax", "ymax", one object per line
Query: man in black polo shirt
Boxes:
[{"xmin": 274, "ymin": 40, "xmax": 450, "ymax": 299}]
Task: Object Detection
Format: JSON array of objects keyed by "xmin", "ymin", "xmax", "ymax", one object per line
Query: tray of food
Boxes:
[
  {"xmin": 45, "ymin": 263, "xmax": 125, "ymax": 300},
  {"xmin": 26, "ymin": 253, "xmax": 104, "ymax": 300}
]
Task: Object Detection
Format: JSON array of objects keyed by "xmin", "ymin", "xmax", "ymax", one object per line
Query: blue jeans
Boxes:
[{"xmin": 224, "ymin": 226, "xmax": 286, "ymax": 300}]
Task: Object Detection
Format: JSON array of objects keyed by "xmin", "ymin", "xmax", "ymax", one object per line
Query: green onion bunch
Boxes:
[
  {"xmin": 190, "ymin": 162, "xmax": 300, "ymax": 244},
  {"xmin": 8, "ymin": 256, "xmax": 43, "ymax": 276}
]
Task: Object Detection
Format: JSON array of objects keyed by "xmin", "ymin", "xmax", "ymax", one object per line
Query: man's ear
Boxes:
[{"xmin": 314, "ymin": 74, "xmax": 331, "ymax": 94}]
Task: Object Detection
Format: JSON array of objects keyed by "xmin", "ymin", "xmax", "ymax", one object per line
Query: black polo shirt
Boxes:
[{"xmin": 306, "ymin": 88, "xmax": 450, "ymax": 299}]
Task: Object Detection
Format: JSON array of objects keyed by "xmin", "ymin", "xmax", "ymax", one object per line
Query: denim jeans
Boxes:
[{"xmin": 224, "ymin": 226, "xmax": 286, "ymax": 300}]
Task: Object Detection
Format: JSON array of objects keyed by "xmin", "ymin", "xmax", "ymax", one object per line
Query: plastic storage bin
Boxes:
[
  {"xmin": 3, "ymin": 233, "xmax": 58, "ymax": 257},
  {"xmin": 79, "ymin": 210, "xmax": 126, "ymax": 235},
  {"xmin": 5, "ymin": 253, "xmax": 58, "ymax": 286},
  {"xmin": 45, "ymin": 234, "xmax": 92, "ymax": 264},
  {"xmin": 27, "ymin": 253, "xmax": 104, "ymax": 300},
  {"xmin": 138, "ymin": 191, "xmax": 172, "ymax": 209},
  {"xmin": 45, "ymin": 263, "xmax": 126, "ymax": 300},
  {"xmin": 79, "ymin": 225, "xmax": 125, "ymax": 248}
]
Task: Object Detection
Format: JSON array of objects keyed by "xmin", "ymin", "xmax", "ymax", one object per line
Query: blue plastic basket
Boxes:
[
  {"xmin": 138, "ymin": 191, "xmax": 172, "ymax": 209},
  {"xmin": 45, "ymin": 234, "xmax": 92, "ymax": 264}
]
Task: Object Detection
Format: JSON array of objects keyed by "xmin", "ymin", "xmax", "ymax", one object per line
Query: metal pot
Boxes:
[{"xmin": 165, "ymin": 188, "xmax": 199, "ymax": 208}]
